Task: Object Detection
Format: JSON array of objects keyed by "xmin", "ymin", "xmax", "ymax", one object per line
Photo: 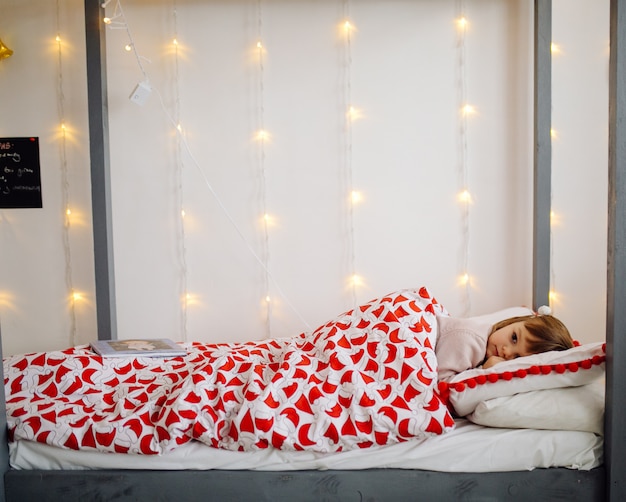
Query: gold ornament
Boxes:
[{"xmin": 0, "ymin": 39, "xmax": 14, "ymax": 60}]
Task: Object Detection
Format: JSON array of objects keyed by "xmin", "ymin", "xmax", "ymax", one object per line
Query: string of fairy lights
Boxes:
[
  {"xmin": 55, "ymin": 0, "xmax": 77, "ymax": 346},
  {"xmin": 456, "ymin": 0, "xmax": 472, "ymax": 316},
  {"xmin": 549, "ymin": 42, "xmax": 561, "ymax": 309},
  {"xmin": 170, "ymin": 0, "xmax": 189, "ymax": 342},
  {"xmin": 255, "ymin": 0, "xmax": 273, "ymax": 338},
  {"xmin": 342, "ymin": 1, "xmax": 360, "ymax": 310}
]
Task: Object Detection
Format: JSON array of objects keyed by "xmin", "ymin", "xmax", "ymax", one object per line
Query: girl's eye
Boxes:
[{"xmin": 512, "ymin": 333, "xmax": 518, "ymax": 344}]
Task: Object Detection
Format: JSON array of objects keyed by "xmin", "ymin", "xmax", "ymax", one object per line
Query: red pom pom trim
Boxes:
[
  {"xmin": 446, "ymin": 345, "xmax": 606, "ymax": 396},
  {"xmin": 515, "ymin": 369, "xmax": 528, "ymax": 379}
]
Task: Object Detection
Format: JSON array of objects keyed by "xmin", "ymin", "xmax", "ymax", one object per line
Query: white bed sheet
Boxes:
[{"xmin": 9, "ymin": 420, "xmax": 603, "ymax": 473}]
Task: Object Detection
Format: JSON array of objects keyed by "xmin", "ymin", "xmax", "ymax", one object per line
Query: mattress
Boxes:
[{"xmin": 9, "ymin": 420, "xmax": 603, "ymax": 472}]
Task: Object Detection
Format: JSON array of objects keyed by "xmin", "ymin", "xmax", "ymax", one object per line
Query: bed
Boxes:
[
  {"xmin": 0, "ymin": 0, "xmax": 624, "ymax": 501},
  {"xmin": 0, "ymin": 291, "xmax": 610, "ymax": 501}
]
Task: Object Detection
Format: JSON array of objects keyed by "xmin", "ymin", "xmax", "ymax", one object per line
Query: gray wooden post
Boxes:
[
  {"xmin": 606, "ymin": 0, "xmax": 626, "ymax": 499},
  {"xmin": 533, "ymin": 0, "xmax": 552, "ymax": 310},
  {"xmin": 85, "ymin": 0, "xmax": 117, "ymax": 340}
]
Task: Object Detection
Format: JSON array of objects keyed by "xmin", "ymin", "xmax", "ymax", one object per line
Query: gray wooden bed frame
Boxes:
[{"xmin": 0, "ymin": 0, "xmax": 623, "ymax": 500}]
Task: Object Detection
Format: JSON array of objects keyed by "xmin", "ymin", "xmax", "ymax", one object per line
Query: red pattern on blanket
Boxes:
[{"xmin": 4, "ymin": 288, "xmax": 454, "ymax": 454}]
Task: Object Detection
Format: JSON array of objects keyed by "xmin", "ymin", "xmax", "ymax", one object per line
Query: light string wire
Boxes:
[
  {"xmin": 56, "ymin": 0, "xmax": 77, "ymax": 346},
  {"xmin": 102, "ymin": 0, "xmax": 312, "ymax": 332},
  {"xmin": 171, "ymin": 1, "xmax": 189, "ymax": 341},
  {"xmin": 256, "ymin": 0, "xmax": 272, "ymax": 338},
  {"xmin": 104, "ymin": 0, "xmax": 150, "ymax": 82},
  {"xmin": 548, "ymin": 53, "xmax": 557, "ymax": 311},
  {"xmin": 550, "ymin": 207, "xmax": 556, "ymax": 310},
  {"xmin": 343, "ymin": 1, "xmax": 357, "ymax": 310},
  {"xmin": 456, "ymin": 0, "xmax": 472, "ymax": 316}
]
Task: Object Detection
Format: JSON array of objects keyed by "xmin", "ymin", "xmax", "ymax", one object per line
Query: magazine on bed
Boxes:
[{"xmin": 90, "ymin": 338, "xmax": 187, "ymax": 358}]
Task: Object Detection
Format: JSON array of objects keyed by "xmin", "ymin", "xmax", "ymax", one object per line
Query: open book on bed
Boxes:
[{"xmin": 90, "ymin": 338, "xmax": 187, "ymax": 358}]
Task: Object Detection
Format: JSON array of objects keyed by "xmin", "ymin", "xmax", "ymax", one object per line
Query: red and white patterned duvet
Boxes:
[{"xmin": 4, "ymin": 287, "xmax": 454, "ymax": 455}]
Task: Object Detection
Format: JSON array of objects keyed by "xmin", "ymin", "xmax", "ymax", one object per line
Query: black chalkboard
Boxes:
[{"xmin": 0, "ymin": 137, "xmax": 43, "ymax": 209}]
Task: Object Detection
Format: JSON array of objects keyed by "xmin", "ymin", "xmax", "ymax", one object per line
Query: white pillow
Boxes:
[
  {"xmin": 441, "ymin": 342, "xmax": 605, "ymax": 417},
  {"xmin": 467, "ymin": 380, "xmax": 605, "ymax": 435}
]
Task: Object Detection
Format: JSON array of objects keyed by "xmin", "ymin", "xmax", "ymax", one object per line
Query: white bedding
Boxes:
[{"xmin": 9, "ymin": 420, "xmax": 603, "ymax": 473}]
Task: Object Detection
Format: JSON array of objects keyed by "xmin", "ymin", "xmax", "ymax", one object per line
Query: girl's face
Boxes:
[{"xmin": 486, "ymin": 321, "xmax": 536, "ymax": 360}]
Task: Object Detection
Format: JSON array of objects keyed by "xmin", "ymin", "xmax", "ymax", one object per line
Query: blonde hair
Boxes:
[{"xmin": 490, "ymin": 314, "xmax": 574, "ymax": 354}]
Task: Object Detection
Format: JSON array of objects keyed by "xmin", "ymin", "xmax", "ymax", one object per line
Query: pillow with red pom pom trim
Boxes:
[{"xmin": 439, "ymin": 342, "xmax": 605, "ymax": 417}]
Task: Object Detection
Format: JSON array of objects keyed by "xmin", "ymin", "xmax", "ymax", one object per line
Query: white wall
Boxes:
[
  {"xmin": 552, "ymin": 0, "xmax": 609, "ymax": 344},
  {"xmin": 0, "ymin": 0, "xmax": 608, "ymax": 357}
]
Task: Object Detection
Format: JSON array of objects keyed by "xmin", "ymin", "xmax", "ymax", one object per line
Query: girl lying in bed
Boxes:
[
  {"xmin": 3, "ymin": 287, "xmax": 575, "ymax": 455},
  {"xmin": 435, "ymin": 305, "xmax": 574, "ymax": 381}
]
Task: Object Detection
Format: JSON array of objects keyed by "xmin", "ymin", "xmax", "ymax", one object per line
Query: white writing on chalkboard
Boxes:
[
  {"xmin": 4, "ymin": 166, "xmax": 33, "ymax": 175},
  {"xmin": 0, "ymin": 152, "xmax": 21, "ymax": 162},
  {"xmin": 12, "ymin": 185, "xmax": 41, "ymax": 191}
]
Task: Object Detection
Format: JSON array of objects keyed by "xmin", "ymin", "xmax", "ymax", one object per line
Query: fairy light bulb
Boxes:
[
  {"xmin": 124, "ymin": 44, "xmax": 132, "ymax": 52},
  {"xmin": 549, "ymin": 290, "xmax": 558, "ymax": 302},
  {"xmin": 257, "ymin": 41, "xmax": 263, "ymax": 49},
  {"xmin": 457, "ymin": 17, "xmax": 468, "ymax": 30},
  {"xmin": 265, "ymin": 295, "xmax": 271, "ymax": 303},
  {"xmin": 550, "ymin": 128, "xmax": 557, "ymax": 139},
  {"xmin": 184, "ymin": 293, "xmax": 196, "ymax": 306},
  {"xmin": 458, "ymin": 189, "xmax": 472, "ymax": 203},
  {"xmin": 460, "ymin": 273, "xmax": 470, "ymax": 285},
  {"xmin": 55, "ymin": 35, "xmax": 61, "ymax": 43},
  {"xmin": 103, "ymin": 17, "xmax": 112, "ymax": 25},
  {"xmin": 66, "ymin": 207, "xmax": 72, "ymax": 216},
  {"xmin": 551, "ymin": 43, "xmax": 560, "ymax": 54},
  {"xmin": 173, "ymin": 38, "xmax": 178, "ymax": 46},
  {"xmin": 347, "ymin": 106, "xmax": 362, "ymax": 121},
  {"xmin": 462, "ymin": 104, "xmax": 475, "ymax": 116},
  {"xmin": 351, "ymin": 190, "xmax": 361, "ymax": 204},
  {"xmin": 257, "ymin": 130, "xmax": 269, "ymax": 141},
  {"xmin": 344, "ymin": 21, "xmax": 352, "ymax": 33},
  {"xmin": 72, "ymin": 291, "xmax": 83, "ymax": 302},
  {"xmin": 351, "ymin": 274, "xmax": 361, "ymax": 286},
  {"xmin": 181, "ymin": 209, "xmax": 186, "ymax": 218},
  {"xmin": 0, "ymin": 292, "xmax": 14, "ymax": 309}
]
